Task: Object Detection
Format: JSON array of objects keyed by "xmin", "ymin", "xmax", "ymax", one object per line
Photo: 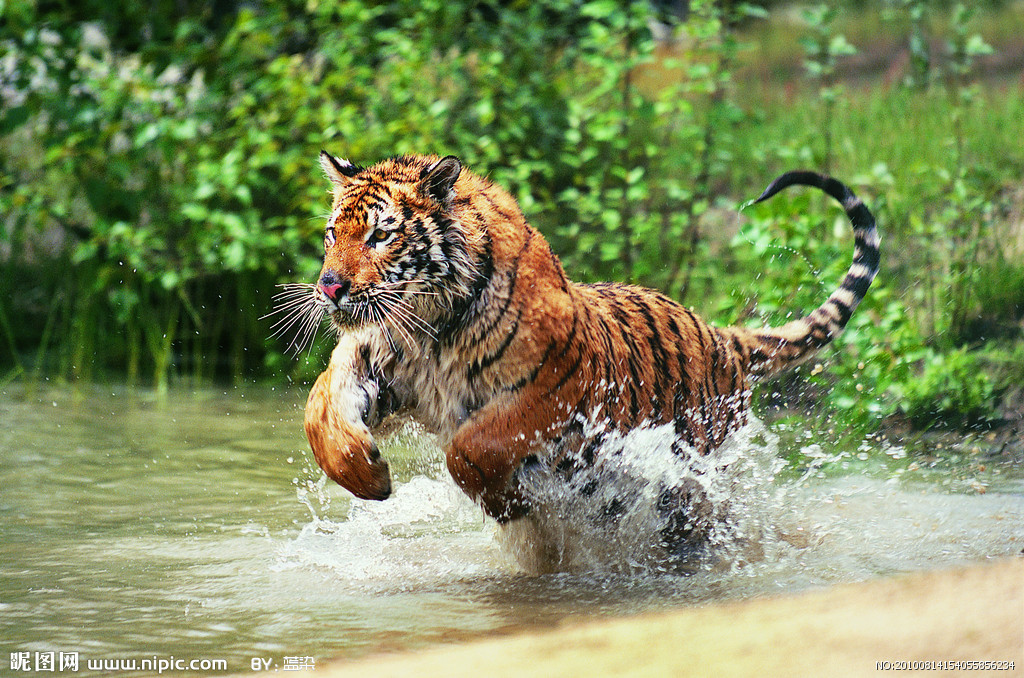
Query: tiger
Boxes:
[{"xmin": 285, "ymin": 151, "xmax": 879, "ymax": 558}]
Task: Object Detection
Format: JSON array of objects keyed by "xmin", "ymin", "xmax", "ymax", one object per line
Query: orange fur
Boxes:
[
  {"xmin": 299, "ymin": 153, "xmax": 879, "ymax": 527},
  {"xmin": 304, "ymin": 332, "xmax": 392, "ymax": 501}
]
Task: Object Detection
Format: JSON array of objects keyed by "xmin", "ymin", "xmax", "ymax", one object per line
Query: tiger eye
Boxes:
[{"xmin": 372, "ymin": 228, "xmax": 389, "ymax": 241}]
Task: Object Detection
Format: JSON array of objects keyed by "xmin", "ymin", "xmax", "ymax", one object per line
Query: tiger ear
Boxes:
[
  {"xmin": 319, "ymin": 150, "xmax": 359, "ymax": 186},
  {"xmin": 420, "ymin": 155, "xmax": 462, "ymax": 206}
]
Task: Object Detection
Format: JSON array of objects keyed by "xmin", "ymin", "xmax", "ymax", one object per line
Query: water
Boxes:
[{"xmin": 1, "ymin": 385, "xmax": 1022, "ymax": 675}]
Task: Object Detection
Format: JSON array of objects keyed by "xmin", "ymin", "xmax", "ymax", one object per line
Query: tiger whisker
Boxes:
[
  {"xmin": 374, "ymin": 296, "xmax": 418, "ymax": 341},
  {"xmin": 271, "ymin": 282, "xmax": 318, "ymax": 295},
  {"xmin": 292, "ymin": 304, "xmax": 325, "ymax": 356},
  {"xmin": 264, "ymin": 291, "xmax": 319, "ymax": 320},
  {"xmin": 266, "ymin": 297, "xmax": 319, "ymax": 336},
  {"xmin": 381, "ymin": 295, "xmax": 438, "ymax": 338},
  {"xmin": 280, "ymin": 309, "xmax": 319, "ymax": 357},
  {"xmin": 372, "ymin": 297, "xmax": 413, "ymax": 338},
  {"xmin": 301, "ymin": 315, "xmax": 326, "ymax": 357},
  {"xmin": 278, "ymin": 292, "xmax": 317, "ymax": 306},
  {"xmin": 370, "ymin": 305, "xmax": 400, "ymax": 353},
  {"xmin": 266, "ymin": 303, "xmax": 314, "ymax": 338},
  {"xmin": 375, "ymin": 279, "xmax": 440, "ymax": 297},
  {"xmin": 271, "ymin": 282, "xmax": 317, "ymax": 292},
  {"xmin": 269, "ymin": 291, "xmax": 318, "ymax": 305},
  {"xmin": 373, "ymin": 289, "xmax": 439, "ymax": 297},
  {"xmin": 383, "ymin": 313, "xmax": 418, "ymax": 349},
  {"xmin": 391, "ymin": 308, "xmax": 437, "ymax": 340},
  {"xmin": 378, "ymin": 297, "xmax": 438, "ymax": 340},
  {"xmin": 260, "ymin": 283, "xmax": 327, "ymax": 357},
  {"xmin": 261, "ymin": 288, "xmax": 317, "ymax": 322}
]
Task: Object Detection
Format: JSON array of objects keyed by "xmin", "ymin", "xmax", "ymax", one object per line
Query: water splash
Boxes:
[
  {"xmin": 498, "ymin": 415, "xmax": 790, "ymax": 575},
  {"xmin": 278, "ymin": 413, "xmax": 1024, "ymax": 584},
  {"xmin": 277, "ymin": 414, "xmax": 809, "ymax": 579},
  {"xmin": 276, "ymin": 474, "xmax": 503, "ymax": 588}
]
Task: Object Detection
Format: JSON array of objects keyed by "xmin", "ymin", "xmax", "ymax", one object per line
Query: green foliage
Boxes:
[
  {"xmin": 897, "ymin": 0, "xmax": 934, "ymax": 89},
  {"xmin": 799, "ymin": 4, "xmax": 857, "ymax": 171},
  {"xmin": 895, "ymin": 348, "xmax": 1003, "ymax": 430},
  {"xmin": 547, "ymin": 0, "xmax": 760, "ymax": 297},
  {"xmin": 0, "ymin": 0, "xmax": 1021, "ymax": 435},
  {"xmin": 2, "ymin": 0, "xmax": 759, "ymax": 386}
]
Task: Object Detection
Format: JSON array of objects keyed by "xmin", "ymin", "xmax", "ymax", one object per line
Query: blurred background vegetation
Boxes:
[{"xmin": 2, "ymin": 0, "xmax": 1022, "ymax": 438}]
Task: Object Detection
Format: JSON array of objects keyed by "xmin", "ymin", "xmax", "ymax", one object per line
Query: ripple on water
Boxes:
[{"xmin": 2, "ymin": 386, "xmax": 1022, "ymax": 673}]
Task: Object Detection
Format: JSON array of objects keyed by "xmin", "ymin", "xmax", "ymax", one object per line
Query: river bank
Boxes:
[{"xmin": 315, "ymin": 558, "xmax": 1022, "ymax": 677}]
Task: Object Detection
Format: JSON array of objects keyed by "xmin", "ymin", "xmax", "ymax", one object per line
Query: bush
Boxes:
[{"xmin": 895, "ymin": 348, "xmax": 1003, "ymax": 430}]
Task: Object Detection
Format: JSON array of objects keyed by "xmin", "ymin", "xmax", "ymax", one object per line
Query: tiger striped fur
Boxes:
[{"xmin": 293, "ymin": 153, "xmax": 879, "ymax": 534}]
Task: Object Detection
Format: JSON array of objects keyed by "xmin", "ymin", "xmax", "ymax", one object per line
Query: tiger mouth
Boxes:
[
  {"xmin": 327, "ymin": 310, "xmax": 365, "ymax": 331},
  {"xmin": 323, "ymin": 300, "xmax": 371, "ymax": 329},
  {"xmin": 314, "ymin": 287, "xmax": 367, "ymax": 327},
  {"xmin": 314, "ymin": 281, "xmax": 438, "ymax": 345}
]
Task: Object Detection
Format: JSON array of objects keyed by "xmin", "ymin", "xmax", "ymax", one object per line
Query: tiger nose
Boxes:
[{"xmin": 318, "ymin": 272, "xmax": 350, "ymax": 301}]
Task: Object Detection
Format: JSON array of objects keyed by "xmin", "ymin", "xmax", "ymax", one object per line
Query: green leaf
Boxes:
[
  {"xmin": 0, "ymin": 105, "xmax": 30, "ymax": 134},
  {"xmin": 738, "ymin": 3, "xmax": 768, "ymax": 20},
  {"xmin": 160, "ymin": 270, "xmax": 181, "ymax": 290},
  {"xmin": 828, "ymin": 35, "xmax": 857, "ymax": 57},
  {"xmin": 965, "ymin": 34, "xmax": 994, "ymax": 57}
]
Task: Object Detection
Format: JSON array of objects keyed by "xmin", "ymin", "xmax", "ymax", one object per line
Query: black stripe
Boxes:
[
  {"xmin": 508, "ymin": 339, "xmax": 558, "ymax": 394},
  {"xmin": 550, "ymin": 248, "xmax": 569, "ymax": 291},
  {"xmin": 666, "ymin": 315, "xmax": 685, "ymax": 349},
  {"xmin": 730, "ymin": 335, "xmax": 748, "ymax": 363},
  {"xmin": 436, "ymin": 232, "xmax": 494, "ymax": 348},
  {"xmin": 467, "ymin": 309, "xmax": 522, "ymax": 380},
  {"xmin": 580, "ymin": 434, "xmax": 603, "ymax": 466},
  {"xmin": 637, "ymin": 299, "xmax": 672, "ymax": 417},
  {"xmin": 687, "ymin": 316, "xmax": 714, "ymax": 443},
  {"xmin": 549, "ymin": 342, "xmax": 585, "ymax": 395},
  {"xmin": 667, "ymin": 315, "xmax": 691, "ymax": 433},
  {"xmin": 556, "ymin": 303, "xmax": 580, "ymax": 360},
  {"xmin": 708, "ymin": 329, "xmax": 724, "ymax": 391},
  {"xmin": 829, "ymin": 295, "xmax": 854, "ymax": 327},
  {"xmin": 853, "ymin": 231, "xmax": 881, "ymax": 272},
  {"xmin": 728, "ymin": 337, "xmax": 745, "ymax": 391},
  {"xmin": 610, "ymin": 301, "xmax": 644, "ymax": 423},
  {"xmin": 705, "ymin": 329, "xmax": 724, "ymax": 411},
  {"xmin": 842, "ymin": 271, "xmax": 874, "ymax": 300},
  {"xmin": 471, "ymin": 233, "xmax": 530, "ymax": 344},
  {"xmin": 481, "ymin": 192, "xmax": 520, "ymax": 224},
  {"xmin": 555, "ymin": 455, "xmax": 578, "ymax": 476},
  {"xmin": 408, "ymin": 216, "xmax": 429, "ymax": 246},
  {"xmin": 595, "ymin": 314, "xmax": 619, "ymax": 413},
  {"xmin": 436, "ymin": 216, "xmax": 456, "ymax": 262}
]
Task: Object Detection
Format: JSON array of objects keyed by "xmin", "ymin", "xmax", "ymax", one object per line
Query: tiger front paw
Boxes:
[{"xmin": 303, "ymin": 336, "xmax": 392, "ymax": 501}]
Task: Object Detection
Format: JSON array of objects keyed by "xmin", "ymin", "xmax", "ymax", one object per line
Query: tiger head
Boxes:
[{"xmin": 313, "ymin": 152, "xmax": 479, "ymax": 342}]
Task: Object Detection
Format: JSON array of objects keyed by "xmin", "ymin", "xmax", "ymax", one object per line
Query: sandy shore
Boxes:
[{"xmin": 316, "ymin": 558, "xmax": 1022, "ymax": 677}]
